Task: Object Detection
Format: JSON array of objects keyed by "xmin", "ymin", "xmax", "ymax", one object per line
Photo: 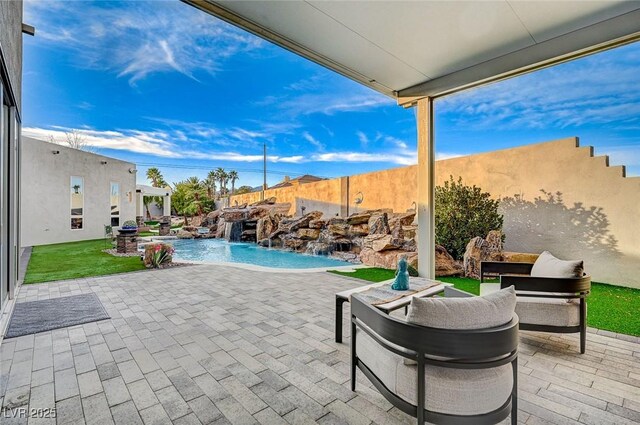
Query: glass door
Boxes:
[{"xmin": 0, "ymin": 86, "xmax": 6, "ymax": 310}]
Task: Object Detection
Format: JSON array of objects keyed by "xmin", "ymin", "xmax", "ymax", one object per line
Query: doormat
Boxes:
[{"xmin": 5, "ymin": 293, "xmax": 110, "ymax": 338}]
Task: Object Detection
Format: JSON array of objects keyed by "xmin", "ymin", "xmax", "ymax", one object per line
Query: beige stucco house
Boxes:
[{"xmin": 20, "ymin": 137, "xmax": 137, "ymax": 246}]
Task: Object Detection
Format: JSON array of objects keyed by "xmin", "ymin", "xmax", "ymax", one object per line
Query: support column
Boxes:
[
  {"xmin": 163, "ymin": 194, "xmax": 171, "ymax": 217},
  {"xmin": 416, "ymin": 98, "xmax": 436, "ymax": 279},
  {"xmin": 136, "ymin": 191, "xmax": 144, "ymax": 225}
]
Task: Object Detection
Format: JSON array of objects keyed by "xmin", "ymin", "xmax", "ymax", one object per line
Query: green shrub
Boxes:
[{"xmin": 435, "ymin": 176, "xmax": 503, "ymax": 260}]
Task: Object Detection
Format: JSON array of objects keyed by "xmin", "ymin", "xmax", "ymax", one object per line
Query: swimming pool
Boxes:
[{"xmin": 168, "ymin": 238, "xmax": 352, "ymax": 269}]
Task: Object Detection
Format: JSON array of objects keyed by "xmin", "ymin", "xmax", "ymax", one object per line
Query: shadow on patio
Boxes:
[{"xmin": 1, "ymin": 265, "xmax": 639, "ymax": 424}]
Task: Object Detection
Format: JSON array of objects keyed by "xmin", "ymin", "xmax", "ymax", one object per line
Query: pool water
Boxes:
[{"xmin": 168, "ymin": 238, "xmax": 352, "ymax": 269}]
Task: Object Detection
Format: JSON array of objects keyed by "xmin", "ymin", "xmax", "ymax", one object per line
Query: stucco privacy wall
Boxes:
[
  {"xmin": 21, "ymin": 138, "xmax": 137, "ymax": 246},
  {"xmin": 230, "ymin": 138, "xmax": 640, "ymax": 287}
]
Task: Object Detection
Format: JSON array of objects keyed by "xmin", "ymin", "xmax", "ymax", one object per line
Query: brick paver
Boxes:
[{"xmin": 1, "ymin": 264, "xmax": 639, "ymax": 424}]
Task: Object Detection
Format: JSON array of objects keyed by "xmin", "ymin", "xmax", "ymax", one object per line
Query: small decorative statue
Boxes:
[{"xmin": 391, "ymin": 256, "xmax": 410, "ymax": 290}]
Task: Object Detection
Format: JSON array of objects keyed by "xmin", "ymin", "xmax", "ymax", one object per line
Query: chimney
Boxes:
[{"xmin": 284, "ymin": 176, "xmax": 290, "ymax": 182}]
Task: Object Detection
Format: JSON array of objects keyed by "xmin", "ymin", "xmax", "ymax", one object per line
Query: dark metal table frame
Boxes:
[{"xmin": 334, "ymin": 279, "xmax": 449, "ymax": 343}]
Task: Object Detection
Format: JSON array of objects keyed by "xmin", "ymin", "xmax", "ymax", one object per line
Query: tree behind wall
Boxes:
[
  {"xmin": 49, "ymin": 130, "xmax": 94, "ymax": 152},
  {"xmin": 435, "ymin": 176, "xmax": 503, "ymax": 260}
]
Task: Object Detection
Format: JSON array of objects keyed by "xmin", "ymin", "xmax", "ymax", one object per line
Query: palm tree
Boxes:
[
  {"xmin": 215, "ymin": 168, "xmax": 228, "ymax": 198},
  {"xmin": 185, "ymin": 177, "xmax": 205, "ymax": 217},
  {"xmin": 228, "ymin": 170, "xmax": 239, "ymax": 195},
  {"xmin": 143, "ymin": 197, "xmax": 152, "ymax": 220},
  {"xmin": 146, "ymin": 167, "xmax": 164, "ymax": 187},
  {"xmin": 205, "ymin": 170, "xmax": 217, "ymax": 200}
]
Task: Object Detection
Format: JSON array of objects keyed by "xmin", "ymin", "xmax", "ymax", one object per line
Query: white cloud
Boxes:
[
  {"xmin": 24, "ymin": 0, "xmax": 263, "ymax": 84},
  {"xmin": 302, "ymin": 132, "xmax": 325, "ymax": 151},
  {"xmin": 438, "ymin": 43, "xmax": 640, "ymax": 130},
  {"xmin": 23, "ymin": 126, "xmax": 178, "ymax": 157},
  {"xmin": 311, "ymin": 152, "xmax": 415, "ymax": 165},
  {"xmin": 22, "ymin": 125, "xmax": 422, "ymax": 166},
  {"xmin": 356, "ymin": 131, "xmax": 369, "ymax": 147}
]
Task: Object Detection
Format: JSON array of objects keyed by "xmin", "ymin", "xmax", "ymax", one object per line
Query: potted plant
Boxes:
[{"xmin": 118, "ymin": 220, "xmax": 139, "ymax": 235}]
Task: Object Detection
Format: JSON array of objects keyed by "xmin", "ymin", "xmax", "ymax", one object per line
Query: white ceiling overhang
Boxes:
[
  {"xmin": 136, "ymin": 185, "xmax": 172, "ymax": 196},
  {"xmin": 184, "ymin": 0, "xmax": 640, "ymax": 105}
]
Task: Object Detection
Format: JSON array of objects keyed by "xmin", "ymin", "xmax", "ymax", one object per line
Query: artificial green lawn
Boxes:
[
  {"xmin": 24, "ymin": 239, "xmax": 146, "ymax": 284},
  {"xmin": 329, "ymin": 267, "xmax": 640, "ymax": 337}
]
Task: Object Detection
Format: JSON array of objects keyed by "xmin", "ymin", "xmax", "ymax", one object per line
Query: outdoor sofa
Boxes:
[{"xmin": 481, "ymin": 251, "xmax": 591, "ymax": 353}]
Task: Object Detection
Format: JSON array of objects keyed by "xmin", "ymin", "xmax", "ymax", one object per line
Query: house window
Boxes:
[
  {"xmin": 71, "ymin": 176, "xmax": 84, "ymax": 229},
  {"xmin": 110, "ymin": 182, "xmax": 120, "ymax": 227}
]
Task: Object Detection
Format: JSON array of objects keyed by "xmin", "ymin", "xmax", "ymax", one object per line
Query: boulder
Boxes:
[
  {"xmin": 390, "ymin": 223, "xmax": 404, "ymax": 239},
  {"xmin": 258, "ymin": 237, "xmax": 282, "ymax": 248},
  {"xmin": 177, "ymin": 229, "xmax": 194, "ymax": 239},
  {"xmin": 348, "ymin": 223, "xmax": 369, "ymax": 237},
  {"xmin": 202, "ymin": 210, "xmax": 221, "ymax": 226},
  {"xmin": 401, "ymin": 239, "xmax": 417, "ymax": 252},
  {"xmin": 485, "ymin": 230, "xmax": 504, "ymax": 258},
  {"xmin": 306, "ymin": 242, "xmax": 332, "ymax": 255},
  {"xmin": 368, "ymin": 213, "xmax": 390, "ymax": 235},
  {"xmin": 221, "ymin": 208, "xmax": 248, "ymax": 222},
  {"xmin": 250, "ymin": 197, "xmax": 276, "ymax": 206},
  {"xmin": 256, "ymin": 216, "xmax": 278, "ymax": 241},
  {"xmin": 435, "ymin": 245, "xmax": 463, "ymax": 276},
  {"xmin": 328, "ymin": 217, "xmax": 346, "ymax": 225},
  {"xmin": 402, "ymin": 225, "xmax": 417, "ymax": 240},
  {"xmin": 289, "ymin": 211, "xmax": 323, "ymax": 231},
  {"xmin": 309, "ymin": 219, "xmax": 326, "ymax": 229},
  {"xmin": 328, "ymin": 222, "xmax": 349, "ymax": 237},
  {"xmin": 359, "ymin": 248, "xmax": 418, "ymax": 270},
  {"xmin": 248, "ymin": 206, "xmax": 271, "ymax": 220},
  {"xmin": 215, "ymin": 218, "xmax": 225, "ymax": 238},
  {"xmin": 283, "ymin": 237, "xmax": 306, "ymax": 250},
  {"xmin": 388, "ymin": 212, "xmax": 416, "ymax": 228},
  {"xmin": 190, "ymin": 216, "xmax": 203, "ymax": 227},
  {"xmin": 297, "ymin": 228, "xmax": 320, "ymax": 240},
  {"xmin": 371, "ymin": 235, "xmax": 404, "ymax": 252},
  {"xmin": 346, "ymin": 211, "xmax": 372, "ymax": 225},
  {"xmin": 362, "ymin": 234, "xmax": 387, "ymax": 250},
  {"xmin": 462, "ymin": 230, "xmax": 504, "ymax": 279}
]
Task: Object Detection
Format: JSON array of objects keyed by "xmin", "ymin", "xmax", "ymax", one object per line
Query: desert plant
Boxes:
[
  {"xmin": 435, "ymin": 176, "xmax": 503, "ymax": 260},
  {"xmin": 146, "ymin": 243, "xmax": 174, "ymax": 268},
  {"xmin": 121, "ymin": 220, "xmax": 138, "ymax": 229}
]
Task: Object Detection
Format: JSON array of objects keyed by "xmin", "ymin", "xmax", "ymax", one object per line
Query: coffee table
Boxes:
[{"xmin": 334, "ymin": 277, "xmax": 451, "ymax": 343}]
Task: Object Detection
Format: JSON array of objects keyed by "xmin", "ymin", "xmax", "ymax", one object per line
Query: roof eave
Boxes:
[{"xmin": 397, "ymin": 8, "xmax": 640, "ymax": 105}]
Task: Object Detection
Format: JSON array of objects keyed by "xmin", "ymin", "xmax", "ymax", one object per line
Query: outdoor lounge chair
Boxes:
[
  {"xmin": 351, "ymin": 286, "xmax": 519, "ymax": 425},
  {"xmin": 481, "ymin": 251, "xmax": 591, "ymax": 354}
]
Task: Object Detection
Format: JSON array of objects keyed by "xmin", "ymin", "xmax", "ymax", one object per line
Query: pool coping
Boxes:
[{"xmin": 174, "ymin": 259, "xmax": 368, "ymax": 274}]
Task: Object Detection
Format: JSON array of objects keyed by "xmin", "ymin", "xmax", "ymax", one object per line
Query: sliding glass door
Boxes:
[{"xmin": 0, "ymin": 85, "xmax": 6, "ymax": 310}]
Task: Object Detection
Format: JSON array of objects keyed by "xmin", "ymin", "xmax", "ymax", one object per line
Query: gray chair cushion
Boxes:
[
  {"xmin": 406, "ymin": 286, "xmax": 516, "ymax": 330},
  {"xmin": 356, "ymin": 329, "xmax": 513, "ymax": 416},
  {"xmin": 516, "ymin": 297, "xmax": 580, "ymax": 327},
  {"xmin": 531, "ymin": 251, "xmax": 583, "ymax": 278}
]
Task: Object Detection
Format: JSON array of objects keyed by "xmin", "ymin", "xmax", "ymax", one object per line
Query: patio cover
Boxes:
[
  {"xmin": 184, "ymin": 0, "xmax": 640, "ymax": 104},
  {"xmin": 183, "ymin": 0, "xmax": 640, "ymax": 277}
]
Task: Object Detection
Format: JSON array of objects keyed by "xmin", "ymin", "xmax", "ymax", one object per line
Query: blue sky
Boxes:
[{"xmin": 22, "ymin": 1, "xmax": 640, "ymax": 187}]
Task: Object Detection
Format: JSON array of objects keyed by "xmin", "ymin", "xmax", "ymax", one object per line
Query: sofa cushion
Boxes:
[
  {"xmin": 516, "ymin": 297, "xmax": 580, "ymax": 327},
  {"xmin": 531, "ymin": 251, "xmax": 583, "ymax": 278},
  {"xmin": 356, "ymin": 329, "xmax": 513, "ymax": 416},
  {"xmin": 406, "ymin": 286, "xmax": 516, "ymax": 330}
]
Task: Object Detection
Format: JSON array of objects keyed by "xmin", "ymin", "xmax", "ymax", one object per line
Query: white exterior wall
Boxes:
[{"xmin": 20, "ymin": 137, "xmax": 137, "ymax": 246}]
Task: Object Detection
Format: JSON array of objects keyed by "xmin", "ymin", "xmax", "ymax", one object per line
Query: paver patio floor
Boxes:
[{"xmin": 1, "ymin": 264, "xmax": 640, "ymax": 424}]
